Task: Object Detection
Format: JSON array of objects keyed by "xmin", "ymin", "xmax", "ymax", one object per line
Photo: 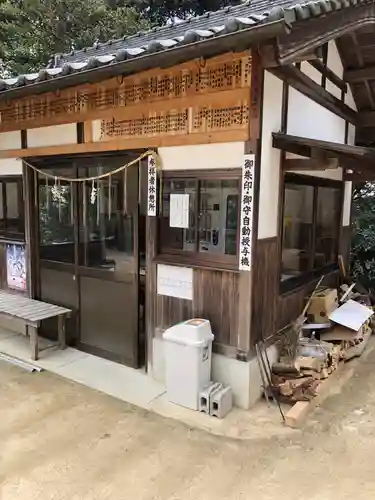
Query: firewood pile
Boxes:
[{"xmin": 271, "ymin": 281, "xmax": 374, "ymax": 407}]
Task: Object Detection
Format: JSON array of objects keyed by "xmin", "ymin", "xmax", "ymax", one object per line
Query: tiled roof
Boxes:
[{"xmin": 0, "ymin": 0, "xmax": 367, "ymax": 95}]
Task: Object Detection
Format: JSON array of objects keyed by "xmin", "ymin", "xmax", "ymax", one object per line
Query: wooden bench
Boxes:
[{"xmin": 0, "ymin": 291, "xmax": 72, "ymax": 361}]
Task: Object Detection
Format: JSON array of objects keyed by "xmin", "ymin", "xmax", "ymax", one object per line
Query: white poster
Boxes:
[
  {"xmin": 6, "ymin": 243, "xmax": 27, "ymax": 291},
  {"xmin": 147, "ymin": 155, "xmax": 157, "ymax": 216},
  {"xmin": 157, "ymin": 264, "xmax": 193, "ymax": 300},
  {"xmin": 239, "ymin": 154, "xmax": 255, "ymax": 271},
  {"xmin": 169, "ymin": 193, "xmax": 189, "ymax": 228}
]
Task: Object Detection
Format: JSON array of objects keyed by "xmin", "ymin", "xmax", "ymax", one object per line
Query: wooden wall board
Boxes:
[
  {"xmin": 0, "ymin": 52, "xmax": 251, "ymax": 133},
  {"xmin": 0, "ymin": 128, "xmax": 250, "ymax": 159},
  {"xmin": 153, "ymin": 267, "xmax": 240, "ymax": 350}
]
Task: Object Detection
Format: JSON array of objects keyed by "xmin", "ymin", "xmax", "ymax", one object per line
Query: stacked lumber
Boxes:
[{"xmin": 271, "ymin": 348, "xmax": 342, "ymax": 404}]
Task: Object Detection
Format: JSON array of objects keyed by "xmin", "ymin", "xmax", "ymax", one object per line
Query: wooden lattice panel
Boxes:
[{"xmin": 0, "ymin": 52, "xmax": 252, "ymax": 132}]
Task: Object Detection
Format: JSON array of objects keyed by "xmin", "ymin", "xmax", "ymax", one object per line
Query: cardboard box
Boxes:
[
  {"xmin": 307, "ymin": 288, "xmax": 338, "ymax": 323},
  {"xmin": 320, "ymin": 324, "xmax": 363, "ymax": 342}
]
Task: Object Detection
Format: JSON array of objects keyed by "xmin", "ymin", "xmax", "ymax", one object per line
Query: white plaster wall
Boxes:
[
  {"xmin": 326, "ymin": 41, "xmax": 344, "ymax": 100},
  {"xmin": 287, "ymin": 87, "xmax": 346, "ymax": 144},
  {"xmin": 347, "ymin": 123, "xmax": 356, "ymax": 146},
  {"xmin": 342, "ymin": 181, "xmax": 352, "ymax": 226},
  {"xmin": 158, "ymin": 142, "xmax": 244, "ymax": 171},
  {"xmin": 150, "ymin": 337, "xmax": 278, "ymax": 409},
  {"xmin": 0, "ymin": 158, "xmax": 22, "ymax": 175},
  {"xmin": 258, "ymin": 71, "xmax": 283, "ymax": 239},
  {"xmin": 327, "ymin": 41, "xmax": 344, "ymax": 79},
  {"xmin": 0, "ymin": 131, "xmax": 21, "ymax": 150},
  {"xmin": 27, "ymin": 124, "xmax": 77, "ymax": 148},
  {"xmin": 346, "ymin": 87, "xmax": 357, "ymax": 111},
  {"xmin": 300, "ymin": 61, "xmax": 321, "ymax": 85}
]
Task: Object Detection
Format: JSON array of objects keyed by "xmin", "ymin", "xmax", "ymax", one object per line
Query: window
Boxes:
[
  {"xmin": 158, "ymin": 171, "xmax": 241, "ymax": 266},
  {"xmin": 0, "ymin": 177, "xmax": 24, "ymax": 239},
  {"xmin": 281, "ymin": 175, "xmax": 342, "ymax": 288},
  {"xmin": 38, "ymin": 157, "xmax": 136, "ymax": 277}
]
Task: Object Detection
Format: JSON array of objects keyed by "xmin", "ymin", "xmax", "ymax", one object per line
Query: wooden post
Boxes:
[
  {"xmin": 29, "ymin": 325, "xmax": 39, "ymax": 361},
  {"xmin": 58, "ymin": 315, "xmax": 66, "ymax": 350},
  {"xmin": 236, "ymin": 49, "xmax": 264, "ymax": 359}
]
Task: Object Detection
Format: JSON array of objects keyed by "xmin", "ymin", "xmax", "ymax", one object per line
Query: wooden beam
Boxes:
[
  {"xmin": 0, "ymin": 129, "xmax": 250, "ymax": 159},
  {"xmin": 358, "ymin": 110, "xmax": 375, "ymax": 127},
  {"xmin": 344, "ymin": 65, "xmax": 375, "ymax": 83},
  {"xmin": 284, "ymin": 158, "xmax": 339, "ymax": 171},
  {"xmin": 269, "ymin": 65, "xmax": 357, "ymax": 125},
  {"xmin": 0, "ymin": 86, "xmax": 250, "ymax": 133},
  {"xmin": 308, "ymin": 60, "xmax": 347, "ymax": 93},
  {"xmin": 276, "ymin": 3, "xmax": 375, "ymax": 66},
  {"xmin": 344, "ymin": 170, "xmax": 375, "ymax": 181}
]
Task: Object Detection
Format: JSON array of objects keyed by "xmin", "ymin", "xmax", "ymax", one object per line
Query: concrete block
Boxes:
[
  {"xmin": 199, "ymin": 382, "xmax": 222, "ymax": 414},
  {"xmin": 210, "ymin": 386, "xmax": 233, "ymax": 418}
]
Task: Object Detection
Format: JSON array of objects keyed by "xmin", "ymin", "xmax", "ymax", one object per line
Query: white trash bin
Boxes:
[{"xmin": 163, "ymin": 319, "xmax": 214, "ymax": 410}]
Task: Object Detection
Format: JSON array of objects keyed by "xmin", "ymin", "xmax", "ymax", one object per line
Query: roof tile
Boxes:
[{"xmin": 0, "ymin": 0, "xmax": 368, "ymax": 93}]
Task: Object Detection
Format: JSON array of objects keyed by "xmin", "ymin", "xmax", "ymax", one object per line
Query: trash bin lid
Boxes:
[{"xmin": 163, "ymin": 319, "xmax": 214, "ymax": 346}]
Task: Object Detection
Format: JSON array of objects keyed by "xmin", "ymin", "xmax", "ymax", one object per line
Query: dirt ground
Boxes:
[{"xmin": 2, "ymin": 347, "xmax": 375, "ymax": 500}]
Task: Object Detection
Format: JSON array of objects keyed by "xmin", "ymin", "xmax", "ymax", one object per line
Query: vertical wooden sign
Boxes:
[
  {"xmin": 147, "ymin": 155, "xmax": 157, "ymax": 216},
  {"xmin": 239, "ymin": 154, "xmax": 255, "ymax": 271}
]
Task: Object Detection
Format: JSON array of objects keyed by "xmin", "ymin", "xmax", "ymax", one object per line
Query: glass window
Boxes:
[
  {"xmin": 159, "ymin": 179, "xmax": 197, "ymax": 253},
  {"xmin": 281, "ymin": 177, "xmax": 341, "ymax": 284},
  {"xmin": 78, "ymin": 162, "xmax": 135, "ymax": 279},
  {"xmin": 199, "ymin": 180, "xmax": 239, "ymax": 256},
  {"xmin": 315, "ymin": 187, "xmax": 341, "ymax": 267},
  {"xmin": 281, "ymin": 184, "xmax": 314, "ymax": 280},
  {"xmin": 159, "ymin": 175, "xmax": 240, "ymax": 263},
  {"xmin": 0, "ymin": 178, "xmax": 24, "ymax": 239},
  {"xmin": 39, "ymin": 181, "xmax": 75, "ymax": 263},
  {"xmin": 38, "ymin": 157, "xmax": 136, "ymax": 273}
]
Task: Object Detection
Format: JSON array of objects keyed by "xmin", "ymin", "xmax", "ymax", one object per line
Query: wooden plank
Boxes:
[
  {"xmin": 0, "ymin": 52, "xmax": 251, "ymax": 132},
  {"xmin": 344, "ymin": 64, "xmax": 375, "ymax": 83},
  {"xmin": 284, "ymin": 158, "xmax": 339, "ymax": 171},
  {"xmin": 285, "ymin": 358, "xmax": 356, "ymax": 428},
  {"xmin": 0, "ymin": 129, "xmax": 250, "ymax": 159}
]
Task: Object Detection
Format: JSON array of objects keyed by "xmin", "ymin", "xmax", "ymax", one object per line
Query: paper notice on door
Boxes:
[{"xmin": 169, "ymin": 193, "xmax": 189, "ymax": 228}]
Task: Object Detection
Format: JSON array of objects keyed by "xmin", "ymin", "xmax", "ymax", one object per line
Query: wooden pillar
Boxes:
[
  {"xmin": 21, "ymin": 129, "xmax": 35, "ymax": 298},
  {"xmin": 236, "ymin": 49, "xmax": 264, "ymax": 359}
]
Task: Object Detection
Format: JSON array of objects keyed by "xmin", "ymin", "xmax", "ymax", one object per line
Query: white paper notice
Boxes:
[
  {"xmin": 157, "ymin": 264, "xmax": 193, "ymax": 300},
  {"xmin": 169, "ymin": 193, "xmax": 189, "ymax": 228}
]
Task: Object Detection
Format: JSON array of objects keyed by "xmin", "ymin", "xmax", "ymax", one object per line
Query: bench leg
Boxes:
[
  {"xmin": 58, "ymin": 315, "xmax": 66, "ymax": 350},
  {"xmin": 29, "ymin": 326, "xmax": 38, "ymax": 361}
]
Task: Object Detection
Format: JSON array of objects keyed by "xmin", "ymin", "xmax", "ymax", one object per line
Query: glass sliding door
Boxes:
[
  {"xmin": 37, "ymin": 167, "xmax": 79, "ymax": 343},
  {"xmin": 35, "ymin": 153, "xmax": 141, "ymax": 367},
  {"xmin": 77, "ymin": 158, "xmax": 140, "ymax": 367}
]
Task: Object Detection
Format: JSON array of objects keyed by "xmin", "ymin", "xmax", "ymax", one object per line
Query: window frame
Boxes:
[
  {"xmin": 0, "ymin": 176, "xmax": 25, "ymax": 241},
  {"xmin": 280, "ymin": 173, "xmax": 344, "ymax": 293},
  {"xmin": 157, "ymin": 168, "xmax": 242, "ymax": 270}
]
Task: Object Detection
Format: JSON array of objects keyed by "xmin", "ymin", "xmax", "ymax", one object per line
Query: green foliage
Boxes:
[
  {"xmin": 0, "ymin": 0, "xmax": 148, "ymax": 75},
  {"xmin": 351, "ymin": 182, "xmax": 375, "ymax": 292},
  {"xmin": 0, "ymin": 0, "xmax": 241, "ymax": 76},
  {"xmin": 127, "ymin": 0, "xmax": 242, "ymax": 25}
]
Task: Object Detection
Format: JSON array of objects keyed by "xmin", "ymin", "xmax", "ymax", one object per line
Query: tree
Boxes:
[
  {"xmin": 128, "ymin": 0, "xmax": 242, "ymax": 25},
  {"xmin": 351, "ymin": 182, "xmax": 375, "ymax": 292},
  {"xmin": 0, "ymin": 0, "xmax": 149, "ymax": 75},
  {"xmin": 0, "ymin": 0, "xmax": 241, "ymax": 76}
]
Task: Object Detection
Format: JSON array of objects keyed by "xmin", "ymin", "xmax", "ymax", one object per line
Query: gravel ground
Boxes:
[{"xmin": 2, "ymin": 343, "xmax": 375, "ymax": 500}]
